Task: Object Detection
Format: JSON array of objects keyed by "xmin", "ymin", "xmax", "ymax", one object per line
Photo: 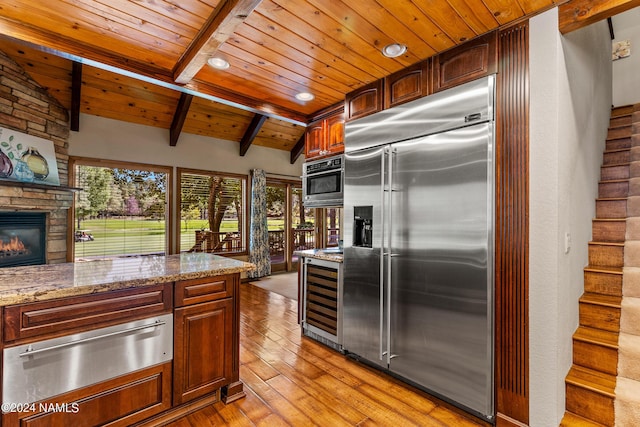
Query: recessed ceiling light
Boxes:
[
  {"xmin": 295, "ymin": 92, "xmax": 314, "ymax": 101},
  {"xmin": 207, "ymin": 57, "xmax": 230, "ymax": 70},
  {"xmin": 382, "ymin": 43, "xmax": 408, "ymax": 58}
]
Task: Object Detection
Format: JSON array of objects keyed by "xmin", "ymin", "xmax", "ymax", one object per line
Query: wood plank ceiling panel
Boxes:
[
  {"xmin": 253, "ymin": 118, "xmax": 305, "ymax": 150},
  {"xmin": 0, "ymin": 42, "xmax": 73, "ymax": 109},
  {"xmin": 182, "ymin": 97, "xmax": 253, "ymax": 142},
  {"xmin": 442, "ymin": 0, "xmax": 499, "ymax": 35},
  {"xmin": 481, "ymin": 0, "xmax": 527, "ymax": 25}
]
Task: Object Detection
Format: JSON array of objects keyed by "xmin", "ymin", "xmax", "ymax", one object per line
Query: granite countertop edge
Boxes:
[
  {"xmin": 0, "ymin": 253, "xmax": 255, "ymax": 307},
  {"xmin": 294, "ymin": 249, "xmax": 343, "ymax": 263}
]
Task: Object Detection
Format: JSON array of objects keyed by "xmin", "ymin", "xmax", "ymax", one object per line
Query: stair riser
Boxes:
[
  {"xmin": 595, "ymin": 199, "xmax": 626, "ymax": 218},
  {"xmin": 610, "ymin": 116, "xmax": 633, "ymax": 128},
  {"xmin": 588, "ymin": 245, "xmax": 623, "ymax": 268},
  {"xmin": 607, "ymin": 126, "xmax": 632, "ymax": 140},
  {"xmin": 612, "ymin": 106, "xmax": 634, "ymax": 117},
  {"xmin": 599, "ymin": 181, "xmax": 629, "ymax": 198},
  {"xmin": 584, "ymin": 271, "xmax": 623, "ymax": 296},
  {"xmin": 601, "ymin": 165, "xmax": 629, "ymax": 181},
  {"xmin": 572, "ymin": 340, "xmax": 618, "ymax": 375},
  {"xmin": 603, "ymin": 150, "xmax": 630, "ymax": 165},
  {"xmin": 565, "ymin": 384, "xmax": 614, "ymax": 426},
  {"xmin": 592, "ymin": 221, "xmax": 626, "ymax": 242},
  {"xmin": 606, "ymin": 137, "xmax": 631, "ymax": 151},
  {"xmin": 579, "ymin": 303, "xmax": 621, "ymax": 332}
]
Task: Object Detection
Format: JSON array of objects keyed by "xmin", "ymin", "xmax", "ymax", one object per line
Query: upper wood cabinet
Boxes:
[
  {"xmin": 345, "ymin": 80, "xmax": 384, "ymax": 122},
  {"xmin": 433, "ymin": 31, "xmax": 498, "ymax": 93},
  {"xmin": 305, "ymin": 107, "xmax": 345, "ymax": 160},
  {"xmin": 385, "ymin": 59, "xmax": 431, "ymax": 109}
]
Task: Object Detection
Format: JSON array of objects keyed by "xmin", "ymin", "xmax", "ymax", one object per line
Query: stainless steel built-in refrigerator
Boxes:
[{"xmin": 342, "ymin": 76, "xmax": 495, "ymax": 421}]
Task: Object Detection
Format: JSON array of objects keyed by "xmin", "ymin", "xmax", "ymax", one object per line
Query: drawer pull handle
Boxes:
[{"xmin": 19, "ymin": 320, "xmax": 166, "ymax": 357}]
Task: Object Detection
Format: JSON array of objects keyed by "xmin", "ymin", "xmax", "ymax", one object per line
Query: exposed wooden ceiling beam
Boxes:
[
  {"xmin": 70, "ymin": 61, "xmax": 82, "ymax": 132},
  {"xmin": 240, "ymin": 113, "xmax": 267, "ymax": 156},
  {"xmin": 173, "ymin": 0, "xmax": 263, "ymax": 84},
  {"xmin": 170, "ymin": 93, "xmax": 194, "ymax": 147},
  {"xmin": 290, "ymin": 134, "xmax": 305, "ymax": 164},
  {"xmin": 559, "ymin": 0, "xmax": 640, "ymax": 34},
  {"xmin": 0, "ymin": 28, "xmax": 307, "ymax": 126}
]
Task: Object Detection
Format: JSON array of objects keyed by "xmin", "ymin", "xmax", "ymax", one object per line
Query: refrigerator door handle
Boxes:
[
  {"xmin": 379, "ymin": 147, "xmax": 386, "ymax": 362},
  {"xmin": 385, "ymin": 147, "xmax": 394, "ymax": 366}
]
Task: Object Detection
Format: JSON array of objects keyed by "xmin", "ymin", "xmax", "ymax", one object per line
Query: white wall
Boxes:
[
  {"xmin": 529, "ymin": 8, "xmax": 612, "ymax": 426},
  {"xmin": 69, "ymin": 113, "xmax": 304, "ymax": 177},
  {"xmin": 612, "ymin": 7, "xmax": 640, "ymax": 107}
]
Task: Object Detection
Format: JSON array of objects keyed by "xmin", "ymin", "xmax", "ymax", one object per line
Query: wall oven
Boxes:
[{"xmin": 302, "ymin": 154, "xmax": 344, "ymax": 208}]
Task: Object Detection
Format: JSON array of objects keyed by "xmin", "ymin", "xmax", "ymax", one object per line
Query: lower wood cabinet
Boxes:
[
  {"xmin": 173, "ymin": 297, "xmax": 234, "ymax": 405},
  {"xmin": 2, "ymin": 363, "xmax": 172, "ymax": 427},
  {"xmin": 0, "ymin": 272, "xmax": 243, "ymax": 426}
]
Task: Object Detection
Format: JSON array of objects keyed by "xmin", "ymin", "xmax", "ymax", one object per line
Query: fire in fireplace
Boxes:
[{"xmin": 0, "ymin": 212, "xmax": 46, "ymax": 267}]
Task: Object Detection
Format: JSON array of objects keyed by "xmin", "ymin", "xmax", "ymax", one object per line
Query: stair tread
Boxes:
[
  {"xmin": 580, "ymin": 292, "xmax": 622, "ymax": 307},
  {"xmin": 599, "ymin": 178, "xmax": 629, "ymax": 184},
  {"xmin": 596, "ymin": 197, "xmax": 627, "ymax": 201},
  {"xmin": 560, "ymin": 412, "xmax": 609, "ymax": 427},
  {"xmin": 588, "ymin": 241, "xmax": 624, "ymax": 247},
  {"xmin": 566, "ymin": 365, "xmax": 616, "ymax": 397},
  {"xmin": 601, "ymin": 162, "xmax": 630, "ymax": 168},
  {"xmin": 573, "ymin": 326, "xmax": 619, "ymax": 348},
  {"xmin": 592, "ymin": 218, "xmax": 626, "ymax": 222},
  {"xmin": 584, "ymin": 265, "xmax": 623, "ymax": 274},
  {"xmin": 603, "ymin": 147, "xmax": 630, "ymax": 153}
]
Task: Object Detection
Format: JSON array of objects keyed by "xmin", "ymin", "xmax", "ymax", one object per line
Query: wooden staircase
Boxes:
[{"xmin": 561, "ymin": 106, "xmax": 634, "ymax": 426}]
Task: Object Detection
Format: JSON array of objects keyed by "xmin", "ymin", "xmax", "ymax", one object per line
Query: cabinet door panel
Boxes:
[
  {"xmin": 175, "ymin": 274, "xmax": 234, "ymax": 307},
  {"xmin": 3, "ymin": 284, "xmax": 172, "ymax": 344},
  {"xmin": 345, "ymin": 80, "xmax": 383, "ymax": 122},
  {"xmin": 385, "ymin": 60, "xmax": 431, "ymax": 108},
  {"xmin": 325, "ymin": 113, "xmax": 345, "ymax": 155},
  {"xmin": 434, "ymin": 31, "xmax": 497, "ymax": 92},
  {"xmin": 304, "ymin": 120, "xmax": 325, "ymax": 159},
  {"xmin": 173, "ymin": 298, "xmax": 233, "ymax": 405},
  {"xmin": 2, "ymin": 363, "xmax": 172, "ymax": 427}
]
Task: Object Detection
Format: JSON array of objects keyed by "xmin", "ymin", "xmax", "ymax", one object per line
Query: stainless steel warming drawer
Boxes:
[{"xmin": 3, "ymin": 313, "xmax": 173, "ymax": 405}]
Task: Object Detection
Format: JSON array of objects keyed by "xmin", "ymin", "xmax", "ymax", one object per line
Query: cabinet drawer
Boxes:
[
  {"xmin": 2, "ymin": 362, "xmax": 172, "ymax": 427},
  {"xmin": 2, "ymin": 283, "xmax": 172, "ymax": 344},
  {"xmin": 175, "ymin": 274, "xmax": 235, "ymax": 307}
]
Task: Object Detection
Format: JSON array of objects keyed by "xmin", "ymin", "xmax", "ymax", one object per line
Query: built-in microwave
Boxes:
[{"xmin": 302, "ymin": 154, "xmax": 344, "ymax": 207}]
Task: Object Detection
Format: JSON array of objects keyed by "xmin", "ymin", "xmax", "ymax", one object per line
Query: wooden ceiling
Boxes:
[{"xmin": 0, "ymin": 0, "xmax": 633, "ymax": 158}]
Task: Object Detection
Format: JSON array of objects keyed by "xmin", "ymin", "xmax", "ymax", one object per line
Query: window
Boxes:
[
  {"xmin": 178, "ymin": 169, "xmax": 247, "ymax": 255},
  {"xmin": 71, "ymin": 159, "xmax": 171, "ymax": 261}
]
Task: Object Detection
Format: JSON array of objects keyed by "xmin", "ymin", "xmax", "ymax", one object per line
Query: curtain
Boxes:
[{"xmin": 248, "ymin": 169, "xmax": 270, "ymax": 278}]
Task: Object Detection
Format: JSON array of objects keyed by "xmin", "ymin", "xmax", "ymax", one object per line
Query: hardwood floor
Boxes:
[{"xmin": 168, "ymin": 283, "xmax": 487, "ymax": 426}]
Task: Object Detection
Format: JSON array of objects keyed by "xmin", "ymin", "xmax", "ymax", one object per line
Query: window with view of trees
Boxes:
[
  {"xmin": 179, "ymin": 169, "xmax": 246, "ymax": 255},
  {"xmin": 72, "ymin": 161, "xmax": 170, "ymax": 261}
]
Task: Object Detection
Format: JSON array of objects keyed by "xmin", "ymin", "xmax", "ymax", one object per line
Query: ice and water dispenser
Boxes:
[{"xmin": 353, "ymin": 206, "xmax": 373, "ymax": 248}]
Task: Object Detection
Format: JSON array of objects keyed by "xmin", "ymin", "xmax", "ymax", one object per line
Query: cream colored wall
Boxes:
[
  {"xmin": 612, "ymin": 8, "xmax": 640, "ymax": 107},
  {"xmin": 529, "ymin": 9, "xmax": 612, "ymax": 426},
  {"xmin": 68, "ymin": 113, "xmax": 304, "ymax": 176}
]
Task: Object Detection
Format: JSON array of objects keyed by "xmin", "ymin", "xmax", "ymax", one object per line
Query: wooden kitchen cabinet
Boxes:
[
  {"xmin": 385, "ymin": 59, "xmax": 432, "ymax": 109},
  {"xmin": 345, "ymin": 80, "xmax": 384, "ymax": 121},
  {"xmin": 0, "ymin": 269, "xmax": 245, "ymax": 427},
  {"xmin": 433, "ymin": 31, "xmax": 497, "ymax": 93},
  {"xmin": 305, "ymin": 107, "xmax": 345, "ymax": 160},
  {"xmin": 3, "ymin": 363, "xmax": 173, "ymax": 427},
  {"xmin": 173, "ymin": 297, "xmax": 234, "ymax": 405},
  {"xmin": 172, "ymin": 274, "xmax": 242, "ymax": 406}
]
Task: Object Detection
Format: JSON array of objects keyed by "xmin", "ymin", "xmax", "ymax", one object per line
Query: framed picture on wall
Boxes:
[{"xmin": 0, "ymin": 126, "xmax": 60, "ymax": 186}]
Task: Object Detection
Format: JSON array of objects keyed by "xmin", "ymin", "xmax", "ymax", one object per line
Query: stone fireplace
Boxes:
[{"xmin": 0, "ymin": 50, "xmax": 71, "ymax": 264}]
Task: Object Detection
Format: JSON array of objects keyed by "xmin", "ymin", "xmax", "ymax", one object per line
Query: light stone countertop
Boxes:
[
  {"xmin": 294, "ymin": 248, "xmax": 343, "ymax": 263},
  {"xmin": 0, "ymin": 253, "xmax": 254, "ymax": 306}
]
